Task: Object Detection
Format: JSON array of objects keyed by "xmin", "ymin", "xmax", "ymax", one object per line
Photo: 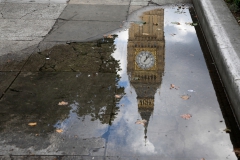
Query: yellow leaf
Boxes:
[
  {"xmin": 58, "ymin": 101, "xmax": 68, "ymax": 106},
  {"xmin": 56, "ymin": 129, "xmax": 63, "ymax": 133},
  {"xmin": 181, "ymin": 95, "xmax": 190, "ymax": 100},
  {"xmin": 181, "ymin": 114, "xmax": 192, "ymax": 120},
  {"xmin": 115, "ymin": 95, "xmax": 122, "ymax": 99},
  {"xmin": 28, "ymin": 122, "xmax": 37, "ymax": 126}
]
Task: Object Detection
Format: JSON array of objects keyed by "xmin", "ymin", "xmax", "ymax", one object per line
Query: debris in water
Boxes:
[
  {"xmin": 223, "ymin": 128, "xmax": 231, "ymax": 133},
  {"xmin": 170, "ymin": 33, "xmax": 176, "ymax": 36},
  {"xmin": 171, "ymin": 22, "xmax": 181, "ymax": 25},
  {"xmin": 185, "ymin": 22, "xmax": 198, "ymax": 26},
  {"xmin": 180, "ymin": 114, "xmax": 192, "ymax": 120},
  {"xmin": 135, "ymin": 119, "xmax": 147, "ymax": 126},
  {"xmin": 181, "ymin": 95, "xmax": 190, "ymax": 100},
  {"xmin": 103, "ymin": 35, "xmax": 114, "ymax": 38},
  {"xmin": 28, "ymin": 122, "xmax": 37, "ymax": 126},
  {"xmin": 56, "ymin": 129, "xmax": 63, "ymax": 133},
  {"xmin": 188, "ymin": 90, "xmax": 195, "ymax": 92},
  {"xmin": 58, "ymin": 101, "xmax": 68, "ymax": 106}
]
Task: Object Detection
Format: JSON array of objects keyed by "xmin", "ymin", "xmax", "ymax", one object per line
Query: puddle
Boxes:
[{"xmin": 0, "ymin": 4, "xmax": 239, "ymax": 159}]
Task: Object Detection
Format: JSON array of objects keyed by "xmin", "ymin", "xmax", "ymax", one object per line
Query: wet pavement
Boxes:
[{"xmin": 0, "ymin": 2, "xmax": 240, "ymax": 160}]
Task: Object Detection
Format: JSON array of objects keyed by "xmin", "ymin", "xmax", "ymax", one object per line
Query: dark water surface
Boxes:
[{"xmin": 0, "ymin": 4, "xmax": 239, "ymax": 160}]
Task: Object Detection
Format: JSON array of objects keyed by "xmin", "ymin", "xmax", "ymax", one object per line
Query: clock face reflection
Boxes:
[{"xmin": 136, "ymin": 51, "xmax": 155, "ymax": 69}]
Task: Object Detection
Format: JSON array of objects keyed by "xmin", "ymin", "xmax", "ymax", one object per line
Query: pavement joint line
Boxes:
[{"xmin": 57, "ymin": 18, "xmax": 124, "ymax": 23}]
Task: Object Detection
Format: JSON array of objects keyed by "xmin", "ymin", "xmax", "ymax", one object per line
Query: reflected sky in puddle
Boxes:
[{"xmin": 106, "ymin": 5, "xmax": 238, "ymax": 159}]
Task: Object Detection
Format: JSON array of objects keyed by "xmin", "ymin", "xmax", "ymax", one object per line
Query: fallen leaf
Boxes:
[
  {"xmin": 238, "ymin": 20, "xmax": 240, "ymax": 23},
  {"xmin": 56, "ymin": 129, "xmax": 63, "ymax": 133},
  {"xmin": 103, "ymin": 35, "xmax": 113, "ymax": 38},
  {"xmin": 181, "ymin": 95, "xmax": 190, "ymax": 100},
  {"xmin": 135, "ymin": 119, "xmax": 147, "ymax": 126},
  {"xmin": 28, "ymin": 122, "xmax": 37, "ymax": 126},
  {"xmin": 115, "ymin": 95, "xmax": 122, "ymax": 99},
  {"xmin": 170, "ymin": 84, "xmax": 179, "ymax": 90},
  {"xmin": 58, "ymin": 101, "xmax": 68, "ymax": 106},
  {"xmin": 171, "ymin": 22, "xmax": 181, "ymax": 25},
  {"xmin": 223, "ymin": 128, "xmax": 231, "ymax": 133},
  {"xmin": 181, "ymin": 114, "xmax": 192, "ymax": 120},
  {"xmin": 200, "ymin": 159, "xmax": 205, "ymax": 160}
]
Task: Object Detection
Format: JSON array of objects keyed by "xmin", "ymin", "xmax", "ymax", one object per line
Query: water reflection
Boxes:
[
  {"xmin": 109, "ymin": 6, "xmax": 238, "ymax": 159},
  {"xmin": 127, "ymin": 9, "xmax": 165, "ymax": 143}
]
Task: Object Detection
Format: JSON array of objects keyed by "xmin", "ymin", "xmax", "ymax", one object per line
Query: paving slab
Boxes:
[
  {"xmin": 0, "ymin": 19, "xmax": 55, "ymax": 40},
  {"xmin": 0, "ymin": 42, "xmax": 37, "ymax": 71},
  {"xmin": 0, "ymin": 72, "xmax": 18, "ymax": 97},
  {"xmin": 44, "ymin": 20, "xmax": 123, "ymax": 42},
  {"xmin": 0, "ymin": 72, "xmax": 119, "ymax": 155},
  {"xmin": 3, "ymin": 0, "xmax": 69, "ymax": 3},
  {"xmin": 23, "ymin": 41, "xmax": 119, "ymax": 72},
  {"xmin": 69, "ymin": 0, "xmax": 130, "ymax": 5},
  {"xmin": 0, "ymin": 40, "xmax": 39, "ymax": 55},
  {"xmin": 45, "ymin": 4, "xmax": 129, "ymax": 42},
  {"xmin": 130, "ymin": 0, "xmax": 191, "ymax": 6},
  {"xmin": 0, "ymin": 3, "xmax": 66, "ymax": 20},
  {"xmin": 59, "ymin": 4, "xmax": 128, "ymax": 21}
]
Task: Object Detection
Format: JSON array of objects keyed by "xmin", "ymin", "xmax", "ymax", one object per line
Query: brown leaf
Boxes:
[
  {"xmin": 200, "ymin": 159, "xmax": 205, "ymax": 160},
  {"xmin": 142, "ymin": 33, "xmax": 149, "ymax": 35},
  {"xmin": 56, "ymin": 129, "xmax": 63, "ymax": 133},
  {"xmin": 58, "ymin": 101, "xmax": 68, "ymax": 106},
  {"xmin": 135, "ymin": 119, "xmax": 147, "ymax": 126},
  {"xmin": 181, "ymin": 114, "xmax": 192, "ymax": 120},
  {"xmin": 170, "ymin": 84, "xmax": 179, "ymax": 90},
  {"xmin": 28, "ymin": 122, "xmax": 37, "ymax": 126},
  {"xmin": 181, "ymin": 95, "xmax": 190, "ymax": 100}
]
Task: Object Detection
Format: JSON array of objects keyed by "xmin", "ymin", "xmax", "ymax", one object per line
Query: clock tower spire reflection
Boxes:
[{"xmin": 127, "ymin": 9, "xmax": 165, "ymax": 142}]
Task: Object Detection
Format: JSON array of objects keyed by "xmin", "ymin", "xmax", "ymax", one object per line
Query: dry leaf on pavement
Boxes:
[
  {"xmin": 56, "ymin": 129, "xmax": 63, "ymax": 133},
  {"xmin": 135, "ymin": 119, "xmax": 147, "ymax": 126},
  {"xmin": 58, "ymin": 101, "xmax": 68, "ymax": 106},
  {"xmin": 115, "ymin": 95, "xmax": 122, "ymax": 99},
  {"xmin": 170, "ymin": 84, "xmax": 179, "ymax": 90},
  {"xmin": 28, "ymin": 122, "xmax": 37, "ymax": 126},
  {"xmin": 181, "ymin": 114, "xmax": 192, "ymax": 120},
  {"xmin": 181, "ymin": 95, "xmax": 190, "ymax": 100}
]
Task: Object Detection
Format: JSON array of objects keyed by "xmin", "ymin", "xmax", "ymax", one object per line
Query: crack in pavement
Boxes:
[{"xmin": 20, "ymin": 9, "xmax": 38, "ymax": 19}]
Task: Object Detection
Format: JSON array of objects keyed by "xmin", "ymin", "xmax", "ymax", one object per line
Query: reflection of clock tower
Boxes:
[{"xmin": 127, "ymin": 9, "xmax": 165, "ymax": 142}]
